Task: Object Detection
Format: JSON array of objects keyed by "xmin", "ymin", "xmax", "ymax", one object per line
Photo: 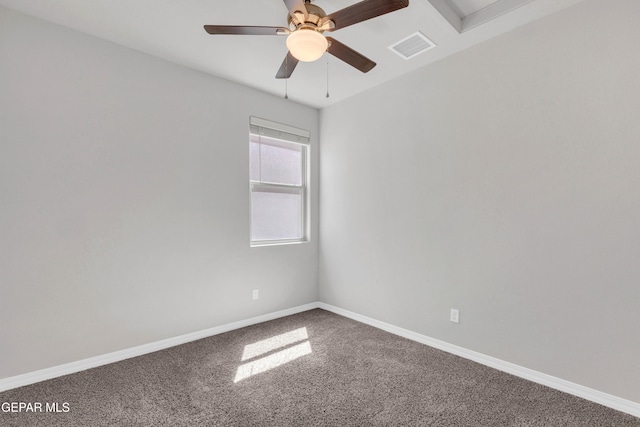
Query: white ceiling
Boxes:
[{"xmin": 0, "ymin": 0, "xmax": 586, "ymax": 109}]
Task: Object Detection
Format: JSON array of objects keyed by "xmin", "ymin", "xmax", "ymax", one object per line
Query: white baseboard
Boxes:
[
  {"xmin": 318, "ymin": 302, "xmax": 640, "ymax": 418},
  {"xmin": 0, "ymin": 302, "xmax": 320, "ymax": 393}
]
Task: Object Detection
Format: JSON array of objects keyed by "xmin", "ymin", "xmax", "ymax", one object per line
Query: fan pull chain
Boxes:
[{"xmin": 326, "ymin": 55, "xmax": 330, "ymax": 98}]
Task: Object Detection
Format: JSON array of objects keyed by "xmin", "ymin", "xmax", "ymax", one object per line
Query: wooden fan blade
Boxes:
[
  {"xmin": 326, "ymin": 37, "xmax": 376, "ymax": 73},
  {"xmin": 283, "ymin": 0, "xmax": 308, "ymax": 21},
  {"xmin": 325, "ymin": 0, "xmax": 409, "ymax": 31},
  {"xmin": 204, "ymin": 25, "xmax": 288, "ymax": 36},
  {"xmin": 275, "ymin": 52, "xmax": 300, "ymax": 79}
]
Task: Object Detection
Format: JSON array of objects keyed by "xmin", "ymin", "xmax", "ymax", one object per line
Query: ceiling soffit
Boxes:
[{"xmin": 427, "ymin": 0, "xmax": 536, "ymax": 32}]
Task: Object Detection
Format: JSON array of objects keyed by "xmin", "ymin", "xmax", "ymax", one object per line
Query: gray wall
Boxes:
[
  {"xmin": 319, "ymin": 0, "xmax": 640, "ymax": 402},
  {"xmin": 0, "ymin": 7, "xmax": 319, "ymax": 379}
]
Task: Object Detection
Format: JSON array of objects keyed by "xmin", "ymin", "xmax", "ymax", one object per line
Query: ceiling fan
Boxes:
[{"xmin": 204, "ymin": 0, "xmax": 409, "ymax": 79}]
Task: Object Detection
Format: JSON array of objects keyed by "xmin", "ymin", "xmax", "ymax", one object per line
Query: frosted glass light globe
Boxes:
[{"xmin": 286, "ymin": 29, "xmax": 328, "ymax": 62}]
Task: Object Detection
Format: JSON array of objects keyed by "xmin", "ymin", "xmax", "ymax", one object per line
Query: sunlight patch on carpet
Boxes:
[
  {"xmin": 234, "ymin": 328, "xmax": 312, "ymax": 383},
  {"xmin": 241, "ymin": 327, "xmax": 309, "ymax": 361}
]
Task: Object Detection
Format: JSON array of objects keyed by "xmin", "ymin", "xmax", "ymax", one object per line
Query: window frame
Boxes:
[{"xmin": 249, "ymin": 117, "xmax": 310, "ymax": 247}]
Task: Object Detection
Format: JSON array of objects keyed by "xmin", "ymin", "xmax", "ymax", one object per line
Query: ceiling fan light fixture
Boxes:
[{"xmin": 286, "ymin": 29, "xmax": 328, "ymax": 62}]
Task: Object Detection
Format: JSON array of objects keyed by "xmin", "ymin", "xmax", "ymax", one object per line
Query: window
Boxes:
[{"xmin": 249, "ymin": 117, "xmax": 309, "ymax": 246}]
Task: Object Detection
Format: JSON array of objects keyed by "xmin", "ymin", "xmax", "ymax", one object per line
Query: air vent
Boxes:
[{"xmin": 388, "ymin": 32, "xmax": 436, "ymax": 60}]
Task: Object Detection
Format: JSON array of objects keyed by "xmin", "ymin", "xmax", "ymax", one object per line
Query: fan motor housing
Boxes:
[{"xmin": 288, "ymin": 3, "xmax": 327, "ymax": 30}]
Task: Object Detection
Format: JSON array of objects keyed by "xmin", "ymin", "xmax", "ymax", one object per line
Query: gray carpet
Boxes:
[{"xmin": 1, "ymin": 309, "xmax": 639, "ymax": 426}]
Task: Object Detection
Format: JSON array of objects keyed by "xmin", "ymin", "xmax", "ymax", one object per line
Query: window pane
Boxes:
[
  {"xmin": 250, "ymin": 138, "xmax": 261, "ymax": 182},
  {"xmin": 251, "ymin": 187, "xmax": 303, "ymax": 241},
  {"xmin": 250, "ymin": 135, "xmax": 302, "ymax": 185}
]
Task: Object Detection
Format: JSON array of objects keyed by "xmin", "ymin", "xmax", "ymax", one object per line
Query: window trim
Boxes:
[{"xmin": 249, "ymin": 117, "xmax": 310, "ymax": 247}]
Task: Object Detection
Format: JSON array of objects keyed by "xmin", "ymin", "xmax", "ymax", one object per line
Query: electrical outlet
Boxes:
[
  {"xmin": 450, "ymin": 308, "xmax": 460, "ymax": 323},
  {"xmin": 252, "ymin": 289, "xmax": 259, "ymax": 300}
]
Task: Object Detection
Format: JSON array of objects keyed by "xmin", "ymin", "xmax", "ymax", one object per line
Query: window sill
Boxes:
[{"xmin": 250, "ymin": 239, "xmax": 308, "ymax": 248}]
